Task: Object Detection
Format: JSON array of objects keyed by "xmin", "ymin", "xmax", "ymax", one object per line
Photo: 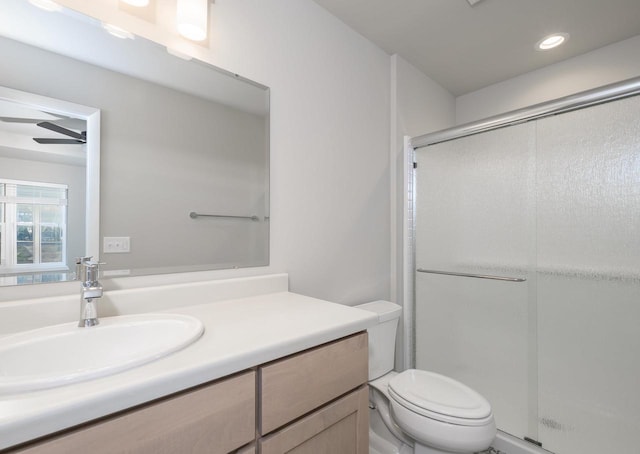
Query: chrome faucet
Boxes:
[{"xmin": 76, "ymin": 257, "xmax": 103, "ymax": 327}]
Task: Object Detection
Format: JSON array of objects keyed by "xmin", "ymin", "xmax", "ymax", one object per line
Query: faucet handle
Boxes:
[
  {"xmin": 84, "ymin": 261, "xmax": 105, "ymax": 283},
  {"xmin": 74, "ymin": 256, "xmax": 93, "ymax": 281}
]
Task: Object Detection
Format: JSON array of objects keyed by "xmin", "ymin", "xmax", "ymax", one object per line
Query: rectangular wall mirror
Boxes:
[{"xmin": 0, "ymin": 0, "xmax": 270, "ymax": 286}]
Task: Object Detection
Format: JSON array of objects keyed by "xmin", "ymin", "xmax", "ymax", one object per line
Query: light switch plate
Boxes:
[{"xmin": 103, "ymin": 236, "xmax": 130, "ymax": 253}]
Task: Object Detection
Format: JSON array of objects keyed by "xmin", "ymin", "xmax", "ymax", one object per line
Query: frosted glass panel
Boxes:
[
  {"xmin": 415, "ymin": 123, "xmax": 535, "ymax": 439},
  {"xmin": 414, "ymin": 93, "xmax": 640, "ymax": 454},
  {"xmin": 415, "ymin": 124, "xmax": 535, "ymax": 275},
  {"xmin": 536, "ymin": 95, "xmax": 640, "ymax": 454},
  {"xmin": 415, "ymin": 275, "xmax": 530, "ymax": 438},
  {"xmin": 537, "ymin": 277, "xmax": 640, "ymax": 453},
  {"xmin": 537, "ymin": 96, "xmax": 640, "ymax": 277}
]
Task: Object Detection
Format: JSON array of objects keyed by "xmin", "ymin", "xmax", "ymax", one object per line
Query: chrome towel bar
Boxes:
[
  {"xmin": 189, "ymin": 211, "xmax": 260, "ymax": 221},
  {"xmin": 417, "ymin": 268, "xmax": 526, "ymax": 282}
]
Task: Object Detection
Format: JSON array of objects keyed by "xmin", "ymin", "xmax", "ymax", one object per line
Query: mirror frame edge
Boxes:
[{"xmin": 85, "ymin": 110, "xmax": 100, "ymax": 263}]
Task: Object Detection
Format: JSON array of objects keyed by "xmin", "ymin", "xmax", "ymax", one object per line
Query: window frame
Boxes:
[{"xmin": 0, "ymin": 179, "xmax": 69, "ymax": 274}]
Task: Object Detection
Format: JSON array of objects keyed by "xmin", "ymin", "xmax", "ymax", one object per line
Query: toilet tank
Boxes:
[{"xmin": 355, "ymin": 301, "xmax": 402, "ymax": 380}]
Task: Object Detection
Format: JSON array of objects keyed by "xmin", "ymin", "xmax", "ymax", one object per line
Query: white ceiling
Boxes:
[{"xmin": 312, "ymin": 0, "xmax": 640, "ymax": 96}]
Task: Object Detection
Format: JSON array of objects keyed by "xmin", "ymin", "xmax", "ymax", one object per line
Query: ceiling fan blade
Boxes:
[
  {"xmin": 33, "ymin": 138, "xmax": 86, "ymax": 144},
  {"xmin": 37, "ymin": 121, "xmax": 85, "ymax": 140}
]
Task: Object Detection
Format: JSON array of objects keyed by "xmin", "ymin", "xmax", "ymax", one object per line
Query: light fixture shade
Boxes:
[{"xmin": 176, "ymin": 0, "xmax": 208, "ymax": 42}]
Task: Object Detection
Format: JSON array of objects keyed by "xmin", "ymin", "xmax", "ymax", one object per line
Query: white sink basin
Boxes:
[{"xmin": 0, "ymin": 313, "xmax": 204, "ymax": 394}]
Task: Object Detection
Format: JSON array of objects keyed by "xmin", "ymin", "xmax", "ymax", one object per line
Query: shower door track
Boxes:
[{"xmin": 411, "ymin": 76, "xmax": 640, "ymax": 149}]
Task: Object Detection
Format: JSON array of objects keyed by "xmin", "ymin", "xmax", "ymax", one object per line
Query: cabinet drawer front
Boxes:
[
  {"xmin": 259, "ymin": 385, "xmax": 369, "ymax": 454},
  {"xmin": 259, "ymin": 332, "xmax": 368, "ymax": 434},
  {"xmin": 10, "ymin": 371, "xmax": 256, "ymax": 454}
]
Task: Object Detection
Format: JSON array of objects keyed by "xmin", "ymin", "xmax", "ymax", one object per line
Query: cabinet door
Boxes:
[
  {"xmin": 9, "ymin": 371, "xmax": 256, "ymax": 454},
  {"xmin": 260, "ymin": 332, "xmax": 368, "ymax": 435},
  {"xmin": 259, "ymin": 385, "xmax": 369, "ymax": 454}
]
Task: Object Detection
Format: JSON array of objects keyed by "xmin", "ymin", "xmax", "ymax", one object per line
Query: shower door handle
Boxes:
[{"xmin": 417, "ymin": 268, "xmax": 527, "ymax": 282}]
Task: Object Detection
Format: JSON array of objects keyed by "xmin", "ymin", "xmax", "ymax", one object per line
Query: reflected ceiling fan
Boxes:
[
  {"xmin": 33, "ymin": 121, "xmax": 86, "ymax": 145},
  {"xmin": 0, "ymin": 115, "xmax": 87, "ymax": 145}
]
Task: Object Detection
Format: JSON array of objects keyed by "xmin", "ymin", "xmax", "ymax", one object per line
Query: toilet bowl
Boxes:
[{"xmin": 356, "ymin": 301, "xmax": 496, "ymax": 454}]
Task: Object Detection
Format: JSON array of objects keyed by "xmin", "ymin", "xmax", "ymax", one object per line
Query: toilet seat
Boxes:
[{"xmin": 388, "ymin": 369, "xmax": 493, "ymax": 426}]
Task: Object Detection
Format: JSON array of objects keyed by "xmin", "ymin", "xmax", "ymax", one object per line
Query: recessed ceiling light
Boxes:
[
  {"xmin": 28, "ymin": 0, "xmax": 63, "ymax": 12},
  {"xmin": 102, "ymin": 23, "xmax": 135, "ymax": 40},
  {"xmin": 121, "ymin": 0, "xmax": 150, "ymax": 6},
  {"xmin": 536, "ymin": 33, "xmax": 569, "ymax": 51}
]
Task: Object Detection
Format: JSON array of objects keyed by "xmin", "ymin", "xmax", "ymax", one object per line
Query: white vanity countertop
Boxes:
[{"xmin": 0, "ymin": 291, "xmax": 378, "ymax": 450}]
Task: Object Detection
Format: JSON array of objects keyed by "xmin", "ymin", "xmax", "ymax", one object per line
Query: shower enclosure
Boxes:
[{"xmin": 410, "ymin": 78, "xmax": 640, "ymax": 454}]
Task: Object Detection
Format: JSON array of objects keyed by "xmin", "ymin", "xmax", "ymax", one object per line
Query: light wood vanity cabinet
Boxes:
[
  {"xmin": 259, "ymin": 332, "xmax": 369, "ymax": 454},
  {"xmin": 5, "ymin": 332, "xmax": 369, "ymax": 454},
  {"xmin": 7, "ymin": 371, "xmax": 256, "ymax": 454},
  {"xmin": 259, "ymin": 386, "xmax": 369, "ymax": 454}
]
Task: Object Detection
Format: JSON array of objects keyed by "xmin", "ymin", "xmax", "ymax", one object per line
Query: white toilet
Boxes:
[{"xmin": 356, "ymin": 301, "xmax": 496, "ymax": 454}]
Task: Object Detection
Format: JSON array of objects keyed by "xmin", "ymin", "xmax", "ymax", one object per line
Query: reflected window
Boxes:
[{"xmin": 0, "ymin": 179, "xmax": 67, "ymax": 273}]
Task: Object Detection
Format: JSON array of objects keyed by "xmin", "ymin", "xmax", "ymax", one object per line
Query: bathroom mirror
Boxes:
[{"xmin": 0, "ymin": 0, "xmax": 270, "ymax": 286}]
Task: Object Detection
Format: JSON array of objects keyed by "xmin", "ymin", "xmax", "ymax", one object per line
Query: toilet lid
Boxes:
[{"xmin": 388, "ymin": 369, "xmax": 492, "ymax": 421}]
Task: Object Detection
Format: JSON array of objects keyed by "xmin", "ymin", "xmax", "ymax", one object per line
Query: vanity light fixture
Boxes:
[
  {"xmin": 176, "ymin": 0, "xmax": 208, "ymax": 41},
  {"xmin": 121, "ymin": 0, "xmax": 150, "ymax": 6},
  {"xmin": 28, "ymin": 0, "xmax": 62, "ymax": 12},
  {"xmin": 102, "ymin": 23, "xmax": 135, "ymax": 40},
  {"xmin": 536, "ymin": 33, "xmax": 569, "ymax": 51}
]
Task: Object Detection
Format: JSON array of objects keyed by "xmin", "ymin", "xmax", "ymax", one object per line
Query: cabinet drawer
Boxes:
[
  {"xmin": 9, "ymin": 371, "xmax": 256, "ymax": 454},
  {"xmin": 259, "ymin": 385, "xmax": 369, "ymax": 454},
  {"xmin": 259, "ymin": 332, "xmax": 368, "ymax": 435}
]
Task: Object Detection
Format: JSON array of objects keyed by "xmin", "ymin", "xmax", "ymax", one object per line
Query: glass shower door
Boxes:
[
  {"xmin": 414, "ymin": 93, "xmax": 640, "ymax": 453},
  {"xmin": 414, "ymin": 122, "xmax": 538, "ymax": 441},
  {"xmin": 534, "ymin": 95, "xmax": 640, "ymax": 453}
]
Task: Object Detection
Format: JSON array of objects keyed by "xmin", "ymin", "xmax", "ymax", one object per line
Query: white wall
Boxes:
[
  {"xmin": 393, "ymin": 56, "xmax": 456, "ymax": 138},
  {"xmin": 456, "ymin": 35, "xmax": 640, "ymax": 124},
  {"xmin": 4, "ymin": 0, "xmax": 392, "ymax": 305},
  {"xmin": 207, "ymin": 0, "xmax": 393, "ymax": 304}
]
